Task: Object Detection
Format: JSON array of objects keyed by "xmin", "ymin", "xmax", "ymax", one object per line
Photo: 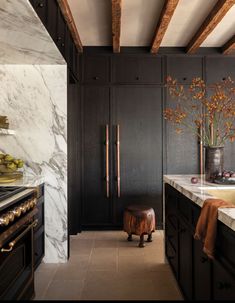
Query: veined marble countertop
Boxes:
[
  {"xmin": 0, "ymin": 175, "xmax": 44, "ymax": 187},
  {"xmin": 164, "ymin": 174, "xmax": 235, "ymax": 232}
]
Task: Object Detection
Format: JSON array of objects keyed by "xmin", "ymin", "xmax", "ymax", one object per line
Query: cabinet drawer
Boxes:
[
  {"xmin": 213, "ymin": 260, "xmax": 235, "ymax": 300},
  {"xmin": 34, "ymin": 228, "xmax": 44, "ymax": 269},
  {"xmin": 166, "ymin": 56, "xmax": 203, "ymax": 83},
  {"xmin": 46, "ymin": 0, "xmax": 57, "ymax": 42},
  {"xmin": 206, "ymin": 57, "xmax": 235, "ymax": 83},
  {"xmin": 83, "ymin": 56, "xmax": 110, "ymax": 83},
  {"xmin": 113, "ymin": 56, "xmax": 162, "ymax": 83}
]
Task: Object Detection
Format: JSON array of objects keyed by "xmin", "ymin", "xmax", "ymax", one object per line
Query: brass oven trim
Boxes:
[{"xmin": 1, "ymin": 219, "xmax": 38, "ymax": 253}]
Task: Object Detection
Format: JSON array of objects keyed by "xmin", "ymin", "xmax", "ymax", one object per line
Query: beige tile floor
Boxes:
[{"xmin": 34, "ymin": 230, "xmax": 183, "ymax": 300}]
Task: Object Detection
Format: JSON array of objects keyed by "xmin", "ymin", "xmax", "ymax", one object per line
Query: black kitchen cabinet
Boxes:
[
  {"xmin": 166, "ymin": 56, "xmax": 203, "ymax": 83},
  {"xmin": 112, "ymin": 86, "xmax": 163, "ymax": 226},
  {"xmin": 213, "ymin": 261, "xmax": 235, "ymax": 300},
  {"xmin": 82, "ymin": 86, "xmax": 111, "ymax": 226},
  {"xmin": 46, "ymin": 0, "xmax": 57, "ymax": 42},
  {"xmin": 206, "ymin": 57, "xmax": 235, "ymax": 83},
  {"xmin": 56, "ymin": 10, "xmax": 66, "ymax": 57},
  {"xmin": 68, "ymin": 82, "xmax": 81, "ymax": 235},
  {"xmin": 83, "ymin": 56, "xmax": 110, "ymax": 83},
  {"xmin": 30, "ymin": 0, "xmax": 47, "ymax": 25},
  {"xmin": 113, "ymin": 56, "xmax": 162, "ymax": 84},
  {"xmin": 178, "ymin": 219, "xmax": 193, "ymax": 300},
  {"xmin": 194, "ymin": 240, "xmax": 212, "ymax": 300},
  {"xmin": 34, "ymin": 184, "xmax": 45, "ymax": 269},
  {"xmin": 81, "ymin": 84, "xmax": 163, "ymax": 228},
  {"xmin": 165, "ymin": 184, "xmax": 178, "ymax": 276},
  {"xmin": 165, "ymin": 184, "xmax": 235, "ymax": 300}
]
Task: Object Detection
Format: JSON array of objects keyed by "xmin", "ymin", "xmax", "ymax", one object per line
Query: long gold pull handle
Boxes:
[
  {"xmin": 116, "ymin": 124, "xmax": 120, "ymax": 198},
  {"xmin": 106, "ymin": 124, "xmax": 109, "ymax": 198},
  {"xmin": 1, "ymin": 219, "xmax": 38, "ymax": 253}
]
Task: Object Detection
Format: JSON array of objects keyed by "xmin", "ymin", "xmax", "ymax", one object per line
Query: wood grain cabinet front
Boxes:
[
  {"xmin": 56, "ymin": 10, "xmax": 66, "ymax": 57},
  {"xmin": 113, "ymin": 56, "xmax": 162, "ymax": 84},
  {"xmin": 206, "ymin": 57, "xmax": 235, "ymax": 84},
  {"xmin": 165, "ymin": 184, "xmax": 235, "ymax": 300},
  {"xmin": 213, "ymin": 261, "xmax": 235, "ymax": 300},
  {"xmin": 46, "ymin": 0, "xmax": 57, "ymax": 42},
  {"xmin": 83, "ymin": 56, "xmax": 110, "ymax": 83},
  {"xmin": 30, "ymin": 0, "xmax": 47, "ymax": 24},
  {"xmin": 166, "ymin": 56, "xmax": 203, "ymax": 83},
  {"xmin": 193, "ymin": 240, "xmax": 212, "ymax": 300}
]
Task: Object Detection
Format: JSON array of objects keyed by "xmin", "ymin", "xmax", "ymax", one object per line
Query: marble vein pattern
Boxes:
[
  {"xmin": 164, "ymin": 175, "xmax": 235, "ymax": 232},
  {"xmin": 0, "ymin": 65, "xmax": 67, "ymax": 262},
  {"xmin": 0, "ymin": 0, "xmax": 65, "ymax": 65}
]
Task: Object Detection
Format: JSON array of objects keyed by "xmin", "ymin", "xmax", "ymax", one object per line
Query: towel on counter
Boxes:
[{"xmin": 194, "ymin": 198, "xmax": 235, "ymax": 259}]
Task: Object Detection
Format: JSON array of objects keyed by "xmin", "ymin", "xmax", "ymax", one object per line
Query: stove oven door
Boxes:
[{"xmin": 0, "ymin": 219, "xmax": 37, "ymax": 300}]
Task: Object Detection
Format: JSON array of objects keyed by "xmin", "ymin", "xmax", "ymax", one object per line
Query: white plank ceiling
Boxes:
[{"xmin": 67, "ymin": 0, "xmax": 235, "ymax": 47}]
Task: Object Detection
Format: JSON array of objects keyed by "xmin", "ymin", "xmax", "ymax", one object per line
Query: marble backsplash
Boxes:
[{"xmin": 0, "ymin": 65, "xmax": 67, "ymax": 263}]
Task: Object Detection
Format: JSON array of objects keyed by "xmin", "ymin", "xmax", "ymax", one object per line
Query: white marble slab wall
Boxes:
[
  {"xmin": 0, "ymin": 65, "xmax": 67, "ymax": 263},
  {"xmin": 0, "ymin": 0, "xmax": 65, "ymax": 64}
]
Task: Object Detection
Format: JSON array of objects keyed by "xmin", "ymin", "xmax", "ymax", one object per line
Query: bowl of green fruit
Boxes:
[{"xmin": 0, "ymin": 153, "xmax": 24, "ymax": 173}]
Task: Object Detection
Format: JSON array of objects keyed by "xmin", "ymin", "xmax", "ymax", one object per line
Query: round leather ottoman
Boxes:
[{"xmin": 123, "ymin": 205, "xmax": 156, "ymax": 247}]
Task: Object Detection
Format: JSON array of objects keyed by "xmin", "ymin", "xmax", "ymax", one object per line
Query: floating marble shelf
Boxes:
[{"xmin": 0, "ymin": 128, "xmax": 15, "ymax": 135}]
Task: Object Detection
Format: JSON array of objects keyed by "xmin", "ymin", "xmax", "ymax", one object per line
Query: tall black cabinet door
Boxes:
[
  {"xmin": 82, "ymin": 87, "xmax": 111, "ymax": 226},
  {"xmin": 112, "ymin": 86, "xmax": 163, "ymax": 227}
]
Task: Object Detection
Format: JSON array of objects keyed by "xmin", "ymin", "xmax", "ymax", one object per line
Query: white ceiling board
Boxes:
[
  {"xmin": 121, "ymin": 0, "xmax": 164, "ymax": 46},
  {"xmin": 201, "ymin": 4, "xmax": 235, "ymax": 47},
  {"xmin": 68, "ymin": 0, "xmax": 235, "ymax": 48},
  {"xmin": 67, "ymin": 0, "xmax": 112, "ymax": 46},
  {"xmin": 159, "ymin": 0, "xmax": 217, "ymax": 46}
]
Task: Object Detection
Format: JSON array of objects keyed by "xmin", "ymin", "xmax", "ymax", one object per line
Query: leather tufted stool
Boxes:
[{"xmin": 123, "ymin": 205, "xmax": 156, "ymax": 247}]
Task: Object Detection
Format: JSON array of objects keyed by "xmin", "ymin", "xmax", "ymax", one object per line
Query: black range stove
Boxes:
[
  {"xmin": 0, "ymin": 186, "xmax": 26, "ymax": 203},
  {"xmin": 0, "ymin": 185, "xmax": 37, "ymax": 300}
]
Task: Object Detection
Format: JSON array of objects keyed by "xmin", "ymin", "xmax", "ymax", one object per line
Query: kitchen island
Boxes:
[{"xmin": 164, "ymin": 175, "xmax": 235, "ymax": 300}]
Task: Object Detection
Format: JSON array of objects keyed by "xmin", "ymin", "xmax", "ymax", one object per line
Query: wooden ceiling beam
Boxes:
[
  {"xmin": 57, "ymin": 0, "xmax": 83, "ymax": 53},
  {"xmin": 187, "ymin": 0, "xmax": 235, "ymax": 54},
  {"xmin": 222, "ymin": 34, "xmax": 235, "ymax": 54},
  {"xmin": 112, "ymin": 0, "xmax": 122, "ymax": 53},
  {"xmin": 150, "ymin": 0, "xmax": 180, "ymax": 54}
]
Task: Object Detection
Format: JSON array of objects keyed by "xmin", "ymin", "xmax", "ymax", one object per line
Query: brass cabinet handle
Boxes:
[
  {"xmin": 105, "ymin": 125, "xmax": 109, "ymax": 198},
  {"xmin": 116, "ymin": 125, "xmax": 120, "ymax": 198},
  {"xmin": 1, "ymin": 219, "xmax": 38, "ymax": 253}
]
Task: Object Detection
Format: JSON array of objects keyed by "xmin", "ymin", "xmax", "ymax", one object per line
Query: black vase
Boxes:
[{"xmin": 205, "ymin": 146, "xmax": 224, "ymax": 182}]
